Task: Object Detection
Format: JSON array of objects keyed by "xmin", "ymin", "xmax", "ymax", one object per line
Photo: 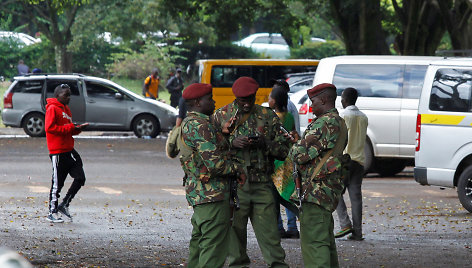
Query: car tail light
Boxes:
[
  {"xmin": 4, "ymin": 92, "xmax": 13, "ymax": 109},
  {"xmin": 299, "ymin": 103, "xmax": 308, "ymax": 115},
  {"xmin": 415, "ymin": 114, "xmax": 421, "ymax": 151}
]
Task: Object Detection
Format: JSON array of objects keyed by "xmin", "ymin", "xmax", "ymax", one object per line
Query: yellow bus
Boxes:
[{"xmin": 198, "ymin": 59, "xmax": 319, "ymax": 109}]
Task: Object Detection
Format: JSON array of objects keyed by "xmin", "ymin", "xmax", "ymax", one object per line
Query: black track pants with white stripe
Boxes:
[{"xmin": 49, "ymin": 149, "xmax": 86, "ymax": 213}]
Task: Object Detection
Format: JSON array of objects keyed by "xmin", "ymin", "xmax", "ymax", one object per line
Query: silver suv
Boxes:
[{"xmin": 2, "ymin": 74, "xmax": 177, "ymax": 138}]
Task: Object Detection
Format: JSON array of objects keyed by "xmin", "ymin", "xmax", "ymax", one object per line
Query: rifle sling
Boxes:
[{"xmin": 308, "ymin": 118, "xmax": 347, "ymax": 182}]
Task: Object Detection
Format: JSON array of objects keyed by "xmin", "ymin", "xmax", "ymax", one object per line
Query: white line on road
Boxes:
[
  {"xmin": 162, "ymin": 188, "xmax": 185, "ymax": 196},
  {"xmin": 27, "ymin": 186, "xmax": 49, "ymax": 193},
  {"xmin": 94, "ymin": 187, "xmax": 122, "ymax": 195},
  {"xmin": 0, "ymin": 135, "xmax": 166, "ymax": 140}
]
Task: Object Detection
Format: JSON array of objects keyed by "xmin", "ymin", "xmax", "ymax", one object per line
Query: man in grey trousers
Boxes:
[{"xmin": 334, "ymin": 87, "xmax": 368, "ymax": 241}]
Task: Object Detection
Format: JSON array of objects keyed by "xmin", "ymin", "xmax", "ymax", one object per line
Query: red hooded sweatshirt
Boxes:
[{"xmin": 45, "ymin": 98, "xmax": 81, "ymax": 154}]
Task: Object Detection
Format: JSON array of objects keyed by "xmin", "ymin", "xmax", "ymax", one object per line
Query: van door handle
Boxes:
[{"xmin": 87, "ymin": 99, "xmax": 96, "ymax": 103}]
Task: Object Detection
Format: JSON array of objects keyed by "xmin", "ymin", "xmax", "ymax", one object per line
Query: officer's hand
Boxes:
[
  {"xmin": 238, "ymin": 172, "xmax": 247, "ymax": 185},
  {"xmin": 249, "ymin": 136, "xmax": 265, "ymax": 148},
  {"xmin": 289, "ymin": 130, "xmax": 299, "ymax": 143},
  {"xmin": 222, "ymin": 116, "xmax": 237, "ymax": 134},
  {"xmin": 232, "ymin": 136, "xmax": 249, "ymax": 148}
]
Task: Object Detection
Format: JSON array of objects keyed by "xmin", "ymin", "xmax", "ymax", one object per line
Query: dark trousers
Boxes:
[
  {"xmin": 170, "ymin": 92, "xmax": 182, "ymax": 108},
  {"xmin": 336, "ymin": 160, "xmax": 364, "ymax": 236},
  {"xmin": 49, "ymin": 149, "xmax": 86, "ymax": 213}
]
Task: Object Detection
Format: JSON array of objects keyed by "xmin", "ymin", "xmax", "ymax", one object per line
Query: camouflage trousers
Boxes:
[
  {"xmin": 300, "ymin": 202, "xmax": 339, "ymax": 268},
  {"xmin": 228, "ymin": 182, "xmax": 288, "ymax": 268},
  {"xmin": 188, "ymin": 199, "xmax": 230, "ymax": 268}
]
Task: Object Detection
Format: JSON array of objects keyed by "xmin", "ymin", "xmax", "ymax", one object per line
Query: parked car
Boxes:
[
  {"xmin": 307, "ymin": 55, "xmax": 441, "ymax": 176},
  {"xmin": 414, "ymin": 57, "xmax": 472, "ymax": 213},
  {"xmin": 233, "ymin": 33, "xmax": 290, "ymax": 59},
  {"xmin": 2, "ymin": 74, "xmax": 177, "ymax": 138},
  {"xmin": 286, "ymin": 74, "xmax": 313, "ymax": 95},
  {"xmin": 0, "ymin": 31, "xmax": 40, "ymax": 47}
]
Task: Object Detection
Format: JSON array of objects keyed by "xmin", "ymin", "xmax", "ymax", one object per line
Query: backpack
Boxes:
[
  {"xmin": 165, "ymin": 124, "xmax": 193, "ymax": 159},
  {"xmin": 142, "ymin": 76, "xmax": 152, "ymax": 96}
]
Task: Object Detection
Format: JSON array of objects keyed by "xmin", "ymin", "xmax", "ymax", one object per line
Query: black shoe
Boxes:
[
  {"xmin": 284, "ymin": 230, "xmax": 300, "ymax": 239},
  {"xmin": 46, "ymin": 213, "xmax": 64, "ymax": 223},
  {"xmin": 58, "ymin": 204, "xmax": 72, "ymax": 221},
  {"xmin": 279, "ymin": 229, "xmax": 287, "ymax": 238},
  {"xmin": 347, "ymin": 234, "xmax": 364, "ymax": 241}
]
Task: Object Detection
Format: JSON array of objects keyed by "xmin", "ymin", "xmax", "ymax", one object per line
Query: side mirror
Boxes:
[{"xmin": 115, "ymin": 92, "xmax": 123, "ymax": 100}]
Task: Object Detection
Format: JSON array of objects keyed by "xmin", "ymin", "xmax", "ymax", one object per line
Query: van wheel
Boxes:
[
  {"xmin": 22, "ymin": 113, "xmax": 45, "ymax": 137},
  {"xmin": 375, "ymin": 159, "xmax": 406, "ymax": 177},
  {"xmin": 364, "ymin": 141, "xmax": 374, "ymax": 174},
  {"xmin": 132, "ymin": 114, "xmax": 160, "ymax": 138},
  {"xmin": 457, "ymin": 166, "xmax": 472, "ymax": 213}
]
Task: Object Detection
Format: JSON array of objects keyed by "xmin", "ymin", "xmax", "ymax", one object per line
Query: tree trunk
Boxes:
[
  {"xmin": 331, "ymin": 0, "xmax": 390, "ymax": 55},
  {"xmin": 393, "ymin": 0, "xmax": 446, "ymax": 55},
  {"xmin": 435, "ymin": 0, "xmax": 472, "ymax": 54},
  {"xmin": 54, "ymin": 44, "xmax": 73, "ymax": 73}
]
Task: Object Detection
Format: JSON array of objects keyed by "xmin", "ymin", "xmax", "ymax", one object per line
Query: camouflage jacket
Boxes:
[
  {"xmin": 212, "ymin": 102, "xmax": 289, "ymax": 182},
  {"xmin": 289, "ymin": 108, "xmax": 348, "ymax": 212},
  {"xmin": 180, "ymin": 111, "xmax": 240, "ymax": 206}
]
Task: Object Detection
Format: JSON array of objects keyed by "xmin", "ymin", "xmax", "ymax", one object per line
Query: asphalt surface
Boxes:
[{"xmin": 0, "ymin": 130, "xmax": 471, "ymax": 267}]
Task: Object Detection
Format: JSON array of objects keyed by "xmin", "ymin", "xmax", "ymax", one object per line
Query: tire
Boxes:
[
  {"xmin": 132, "ymin": 114, "xmax": 160, "ymax": 138},
  {"xmin": 374, "ymin": 158, "xmax": 406, "ymax": 177},
  {"xmin": 457, "ymin": 166, "xmax": 472, "ymax": 213},
  {"xmin": 22, "ymin": 113, "xmax": 45, "ymax": 137},
  {"xmin": 364, "ymin": 141, "xmax": 374, "ymax": 174}
]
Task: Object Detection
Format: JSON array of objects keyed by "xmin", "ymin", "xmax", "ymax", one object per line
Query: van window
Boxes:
[
  {"xmin": 46, "ymin": 80, "xmax": 80, "ymax": 96},
  {"xmin": 429, "ymin": 68, "xmax": 472, "ymax": 112},
  {"xmin": 13, "ymin": 80, "xmax": 44, "ymax": 93},
  {"xmin": 333, "ymin": 64, "xmax": 403, "ymax": 98},
  {"xmin": 403, "ymin": 65, "xmax": 428, "ymax": 99}
]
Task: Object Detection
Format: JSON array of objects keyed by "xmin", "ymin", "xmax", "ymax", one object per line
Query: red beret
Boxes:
[
  {"xmin": 307, "ymin": 83, "xmax": 336, "ymax": 98},
  {"xmin": 182, "ymin": 83, "xmax": 213, "ymax": 100},
  {"xmin": 232, "ymin": 77, "xmax": 259, "ymax": 97}
]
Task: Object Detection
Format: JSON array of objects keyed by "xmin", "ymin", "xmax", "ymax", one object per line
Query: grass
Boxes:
[
  {"xmin": 0, "ymin": 78, "xmax": 173, "ymax": 128},
  {"xmin": 110, "ymin": 77, "xmax": 171, "ymax": 104}
]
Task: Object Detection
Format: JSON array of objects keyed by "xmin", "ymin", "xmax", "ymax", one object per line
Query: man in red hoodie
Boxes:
[{"xmin": 45, "ymin": 84, "xmax": 88, "ymax": 223}]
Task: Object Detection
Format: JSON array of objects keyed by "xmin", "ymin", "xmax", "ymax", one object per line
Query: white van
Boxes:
[
  {"xmin": 414, "ymin": 58, "xmax": 472, "ymax": 213},
  {"xmin": 312, "ymin": 55, "xmax": 441, "ymax": 176}
]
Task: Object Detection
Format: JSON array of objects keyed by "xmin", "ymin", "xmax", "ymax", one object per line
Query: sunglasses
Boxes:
[{"xmin": 60, "ymin": 84, "xmax": 70, "ymax": 89}]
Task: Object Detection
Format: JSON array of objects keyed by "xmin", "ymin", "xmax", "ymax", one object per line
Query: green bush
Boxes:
[
  {"xmin": 291, "ymin": 40, "xmax": 346, "ymax": 60},
  {"xmin": 177, "ymin": 43, "xmax": 259, "ymax": 82},
  {"xmin": 70, "ymin": 36, "xmax": 125, "ymax": 76},
  {"xmin": 0, "ymin": 37, "xmax": 54, "ymax": 80},
  {"xmin": 107, "ymin": 42, "xmax": 188, "ymax": 81}
]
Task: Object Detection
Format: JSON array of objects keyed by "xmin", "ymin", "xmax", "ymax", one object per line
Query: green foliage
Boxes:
[
  {"xmin": 107, "ymin": 42, "xmax": 188, "ymax": 80},
  {"xmin": 0, "ymin": 36, "xmax": 55, "ymax": 79},
  {"xmin": 69, "ymin": 35, "xmax": 125, "ymax": 76},
  {"xmin": 176, "ymin": 43, "xmax": 259, "ymax": 82},
  {"xmin": 290, "ymin": 40, "xmax": 346, "ymax": 59}
]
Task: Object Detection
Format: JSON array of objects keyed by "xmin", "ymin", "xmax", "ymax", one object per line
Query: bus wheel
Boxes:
[{"xmin": 457, "ymin": 166, "xmax": 472, "ymax": 213}]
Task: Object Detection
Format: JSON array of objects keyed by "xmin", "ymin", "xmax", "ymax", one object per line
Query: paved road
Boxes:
[{"xmin": 0, "ymin": 136, "xmax": 470, "ymax": 267}]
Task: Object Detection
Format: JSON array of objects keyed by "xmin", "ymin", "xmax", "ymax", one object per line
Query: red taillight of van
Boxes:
[
  {"xmin": 415, "ymin": 114, "xmax": 421, "ymax": 151},
  {"xmin": 299, "ymin": 103, "xmax": 313, "ymax": 115},
  {"xmin": 299, "ymin": 103, "xmax": 308, "ymax": 115},
  {"xmin": 3, "ymin": 92, "xmax": 13, "ymax": 109}
]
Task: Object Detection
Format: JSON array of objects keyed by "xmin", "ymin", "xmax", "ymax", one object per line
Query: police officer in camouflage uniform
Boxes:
[
  {"xmin": 289, "ymin": 83, "xmax": 348, "ymax": 268},
  {"xmin": 212, "ymin": 77, "xmax": 290, "ymax": 268},
  {"xmin": 179, "ymin": 83, "xmax": 246, "ymax": 268}
]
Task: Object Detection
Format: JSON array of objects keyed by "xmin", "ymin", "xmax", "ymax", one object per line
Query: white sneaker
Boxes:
[{"xmin": 47, "ymin": 213, "xmax": 64, "ymax": 223}]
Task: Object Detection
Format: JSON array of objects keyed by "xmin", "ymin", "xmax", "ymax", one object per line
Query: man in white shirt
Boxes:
[{"xmin": 334, "ymin": 87, "xmax": 368, "ymax": 241}]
